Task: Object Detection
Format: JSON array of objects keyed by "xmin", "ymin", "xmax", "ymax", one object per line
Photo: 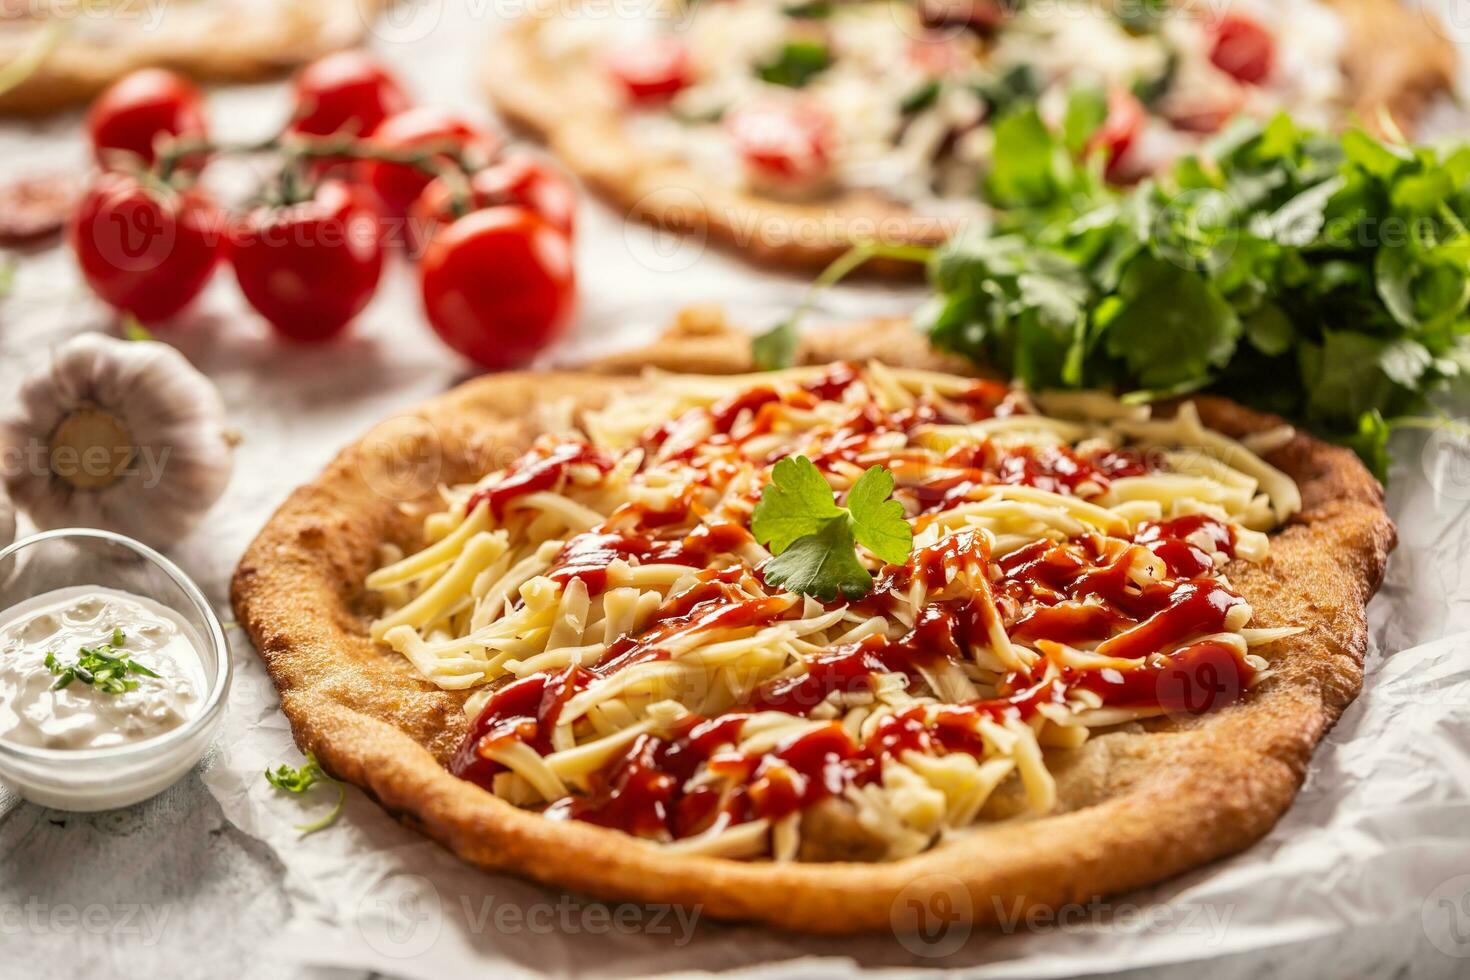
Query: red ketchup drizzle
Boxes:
[
  {"xmin": 709, "ymin": 387, "xmax": 782, "ymax": 436},
  {"xmin": 1135, "ymin": 515, "xmax": 1236, "ymax": 578},
  {"xmin": 450, "ymin": 666, "xmax": 591, "ymax": 791},
  {"xmin": 801, "ymin": 362, "xmax": 861, "ymax": 401},
  {"xmin": 1011, "ymin": 603, "xmax": 1122, "ymax": 645},
  {"xmin": 910, "ymin": 444, "xmax": 1154, "ymax": 513},
  {"xmin": 553, "ymin": 713, "xmax": 749, "ymax": 839},
  {"xmin": 548, "ymin": 522, "xmax": 751, "ymax": 595},
  {"xmin": 869, "ymin": 675, "xmax": 1065, "ymax": 760},
  {"xmin": 748, "ymin": 604, "xmax": 965, "ymax": 714},
  {"xmin": 949, "ymin": 379, "xmax": 1012, "ymax": 417},
  {"xmin": 911, "ymin": 529, "xmax": 988, "ymax": 589},
  {"xmin": 744, "ymin": 723, "xmax": 867, "ymax": 821},
  {"xmin": 996, "ymin": 445, "xmax": 1108, "ymax": 496},
  {"xmin": 1095, "ymin": 580, "xmax": 1244, "ymax": 659},
  {"xmin": 466, "ymin": 443, "xmax": 614, "ymax": 518},
  {"xmin": 1076, "ymin": 639, "xmax": 1255, "ymax": 713},
  {"xmin": 594, "ymin": 582, "xmax": 790, "ymax": 676}
]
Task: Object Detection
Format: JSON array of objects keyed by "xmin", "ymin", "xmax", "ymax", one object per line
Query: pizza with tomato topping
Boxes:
[
  {"xmin": 233, "ymin": 317, "xmax": 1394, "ymax": 932},
  {"xmin": 484, "ymin": 0, "xmax": 1453, "ymax": 269},
  {"xmin": 0, "ymin": 0, "xmax": 388, "ymax": 113}
]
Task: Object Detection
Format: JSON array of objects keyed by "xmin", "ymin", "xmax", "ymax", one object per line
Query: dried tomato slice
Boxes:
[{"xmin": 0, "ymin": 174, "xmax": 80, "ymax": 244}]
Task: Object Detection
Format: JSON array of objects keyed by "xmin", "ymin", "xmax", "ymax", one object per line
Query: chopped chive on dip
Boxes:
[{"xmin": 45, "ymin": 630, "xmax": 158, "ymax": 695}]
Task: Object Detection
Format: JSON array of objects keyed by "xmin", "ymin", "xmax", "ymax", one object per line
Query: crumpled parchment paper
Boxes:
[{"xmin": 0, "ymin": 0, "xmax": 1463, "ymax": 973}]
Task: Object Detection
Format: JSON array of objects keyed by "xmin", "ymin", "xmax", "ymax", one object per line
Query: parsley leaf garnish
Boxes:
[
  {"xmin": 755, "ymin": 40, "xmax": 831, "ymax": 88},
  {"xmin": 45, "ymin": 631, "xmax": 158, "ymax": 695},
  {"xmin": 752, "ymin": 457, "xmax": 913, "ymax": 601},
  {"xmin": 752, "ymin": 318, "xmax": 800, "ymax": 372},
  {"xmin": 265, "ymin": 752, "xmax": 345, "ymax": 836}
]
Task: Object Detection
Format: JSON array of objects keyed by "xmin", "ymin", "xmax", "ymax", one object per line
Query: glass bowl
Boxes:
[{"xmin": 0, "ymin": 528, "xmax": 230, "ymax": 811}]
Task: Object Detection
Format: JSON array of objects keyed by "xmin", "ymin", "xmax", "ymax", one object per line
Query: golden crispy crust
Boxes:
[
  {"xmin": 0, "ymin": 0, "xmax": 389, "ymax": 115},
  {"xmin": 483, "ymin": 0, "xmax": 1455, "ymax": 273},
  {"xmin": 232, "ymin": 318, "xmax": 1394, "ymax": 933}
]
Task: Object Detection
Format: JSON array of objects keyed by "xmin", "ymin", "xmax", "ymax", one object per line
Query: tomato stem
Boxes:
[{"xmin": 151, "ymin": 131, "xmax": 481, "ymax": 193}]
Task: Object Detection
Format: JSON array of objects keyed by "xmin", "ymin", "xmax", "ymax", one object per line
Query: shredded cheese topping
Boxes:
[{"xmin": 369, "ymin": 363, "xmax": 1301, "ymax": 862}]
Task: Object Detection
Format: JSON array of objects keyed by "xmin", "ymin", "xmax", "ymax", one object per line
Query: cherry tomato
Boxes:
[
  {"xmin": 605, "ymin": 36, "xmax": 691, "ymax": 103},
  {"xmin": 289, "ymin": 50, "xmax": 411, "ymax": 138},
  {"xmin": 69, "ymin": 172, "xmax": 223, "ymax": 322},
  {"xmin": 86, "ymin": 68, "xmax": 207, "ymax": 168},
  {"xmin": 470, "ymin": 155, "xmax": 577, "ymax": 238},
  {"xmin": 359, "ymin": 107, "xmax": 499, "ymax": 215},
  {"xmin": 1088, "ymin": 87, "xmax": 1145, "ymax": 181},
  {"xmin": 419, "ymin": 207, "xmax": 576, "ymax": 371},
  {"xmin": 917, "ymin": 0, "xmax": 1007, "ymax": 33},
  {"xmin": 228, "ymin": 180, "xmax": 385, "ymax": 342},
  {"xmin": 409, "ymin": 153, "xmax": 576, "ymax": 253},
  {"xmin": 1209, "ymin": 13, "xmax": 1275, "ymax": 86},
  {"xmin": 725, "ymin": 99, "xmax": 834, "ymax": 186},
  {"xmin": 908, "ymin": 36, "xmax": 961, "ymax": 76}
]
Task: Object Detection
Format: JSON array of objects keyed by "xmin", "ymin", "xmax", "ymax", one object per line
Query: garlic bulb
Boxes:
[{"xmin": 0, "ymin": 334, "xmax": 234, "ymax": 549}]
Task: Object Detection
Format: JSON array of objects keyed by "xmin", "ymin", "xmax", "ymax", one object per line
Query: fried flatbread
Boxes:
[
  {"xmin": 231, "ymin": 318, "xmax": 1394, "ymax": 933},
  {"xmin": 482, "ymin": 0, "xmax": 1455, "ymax": 272},
  {"xmin": 0, "ymin": 0, "xmax": 389, "ymax": 114}
]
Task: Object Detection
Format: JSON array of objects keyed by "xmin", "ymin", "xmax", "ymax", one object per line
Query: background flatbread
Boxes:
[
  {"xmin": 231, "ymin": 318, "xmax": 1394, "ymax": 933},
  {"xmin": 483, "ymin": 0, "xmax": 1456, "ymax": 272},
  {"xmin": 0, "ymin": 0, "xmax": 389, "ymax": 114}
]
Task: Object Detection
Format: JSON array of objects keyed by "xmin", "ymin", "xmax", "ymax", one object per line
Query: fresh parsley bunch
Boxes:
[{"xmin": 921, "ymin": 111, "xmax": 1470, "ymax": 478}]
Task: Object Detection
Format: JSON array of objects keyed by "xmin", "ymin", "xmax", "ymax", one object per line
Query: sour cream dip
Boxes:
[{"xmin": 0, "ymin": 586, "xmax": 207, "ymax": 752}]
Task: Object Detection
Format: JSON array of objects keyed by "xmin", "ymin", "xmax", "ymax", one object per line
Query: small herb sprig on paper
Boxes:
[
  {"xmin": 45, "ymin": 629, "xmax": 159, "ymax": 695},
  {"xmin": 266, "ymin": 752, "xmax": 345, "ymax": 836},
  {"xmin": 751, "ymin": 456, "xmax": 913, "ymax": 601}
]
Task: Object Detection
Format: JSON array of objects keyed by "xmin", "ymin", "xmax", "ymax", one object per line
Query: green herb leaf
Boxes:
[
  {"xmin": 1101, "ymin": 254, "xmax": 1241, "ymax": 390},
  {"xmin": 915, "ymin": 116, "xmax": 1470, "ymax": 476},
  {"xmin": 971, "ymin": 65, "xmax": 1043, "ymax": 121},
  {"xmin": 751, "ymin": 455, "xmax": 843, "ymax": 553},
  {"xmin": 763, "ymin": 516, "xmax": 873, "ymax": 602},
  {"xmin": 1345, "ymin": 409, "xmax": 1392, "ymax": 482},
  {"xmin": 1114, "ymin": 0, "xmax": 1170, "ymax": 32},
  {"xmin": 900, "ymin": 80, "xmax": 941, "ymax": 116},
  {"xmin": 756, "ymin": 41, "xmax": 831, "ymax": 88},
  {"xmin": 45, "ymin": 631, "xmax": 156, "ymax": 695},
  {"xmin": 752, "ymin": 319, "xmax": 799, "ymax": 371},
  {"xmin": 986, "ymin": 106, "xmax": 1066, "ymax": 209},
  {"xmin": 782, "ymin": 0, "xmax": 831, "ymax": 17},
  {"xmin": 1242, "ymin": 301, "xmax": 1294, "ymax": 357},
  {"xmin": 1062, "ymin": 87, "xmax": 1108, "ymax": 157},
  {"xmin": 845, "ymin": 466, "xmax": 914, "ymax": 564},
  {"xmin": 752, "ymin": 457, "xmax": 912, "ymax": 601},
  {"xmin": 265, "ymin": 751, "xmax": 346, "ymax": 836}
]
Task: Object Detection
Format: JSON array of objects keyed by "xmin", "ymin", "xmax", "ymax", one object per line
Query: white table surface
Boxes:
[{"xmin": 2, "ymin": 3, "xmax": 1469, "ymax": 978}]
